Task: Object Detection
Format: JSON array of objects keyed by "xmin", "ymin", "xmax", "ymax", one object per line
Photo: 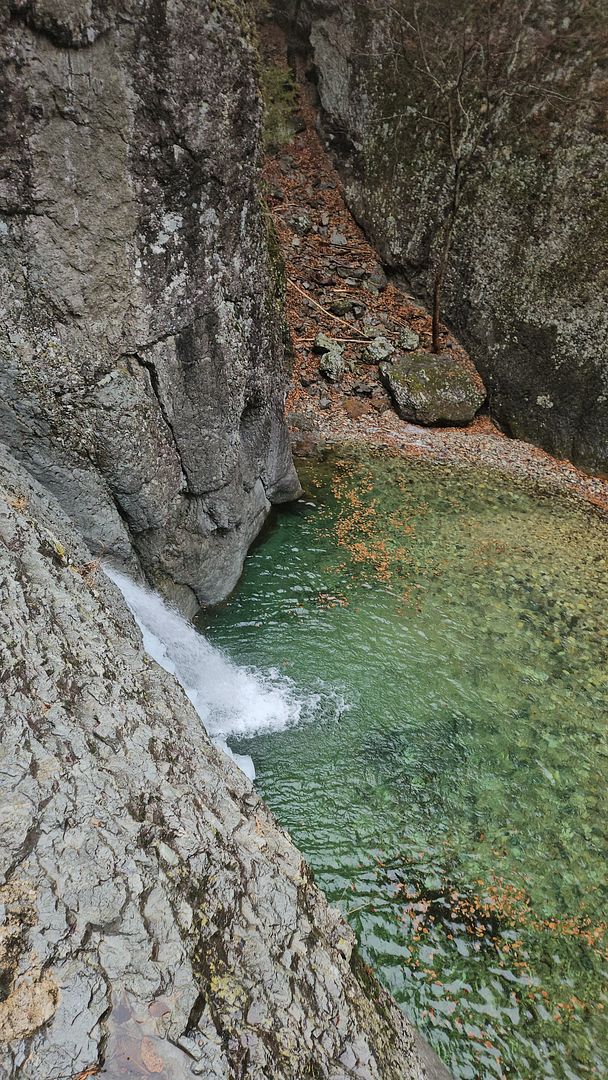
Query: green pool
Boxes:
[{"xmin": 201, "ymin": 449, "xmax": 608, "ymax": 1080}]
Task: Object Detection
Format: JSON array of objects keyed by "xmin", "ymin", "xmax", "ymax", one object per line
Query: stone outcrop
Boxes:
[
  {"xmin": 0, "ymin": 0, "xmax": 301, "ymax": 614},
  {"xmin": 0, "ymin": 445, "xmax": 448, "ymax": 1079},
  {"xmin": 278, "ymin": 0, "xmax": 608, "ymax": 475},
  {"xmin": 380, "ymin": 353, "xmax": 486, "ymax": 426}
]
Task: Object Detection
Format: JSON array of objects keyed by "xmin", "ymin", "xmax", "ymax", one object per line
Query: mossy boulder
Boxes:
[
  {"xmin": 399, "ymin": 326, "xmax": 420, "ymax": 351},
  {"xmin": 380, "ymin": 353, "xmax": 486, "ymax": 425},
  {"xmin": 366, "ymin": 336, "xmax": 394, "ymax": 363}
]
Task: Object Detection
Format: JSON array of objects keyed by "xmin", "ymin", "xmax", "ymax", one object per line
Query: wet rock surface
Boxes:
[
  {"xmin": 0, "ymin": 446, "xmax": 443, "ymax": 1080},
  {"xmin": 0, "ymin": 0, "xmax": 300, "ymax": 612},
  {"xmin": 380, "ymin": 353, "xmax": 486, "ymax": 426}
]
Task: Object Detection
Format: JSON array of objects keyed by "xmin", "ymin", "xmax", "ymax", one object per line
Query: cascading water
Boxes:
[{"xmin": 104, "ymin": 567, "xmax": 306, "ymax": 780}]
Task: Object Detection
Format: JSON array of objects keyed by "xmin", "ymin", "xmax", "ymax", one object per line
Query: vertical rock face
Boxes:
[
  {"xmin": 280, "ymin": 0, "xmax": 608, "ymax": 476},
  {"xmin": 0, "ymin": 446, "xmax": 441, "ymax": 1080},
  {"xmin": 0, "ymin": 0, "xmax": 301, "ymax": 611}
]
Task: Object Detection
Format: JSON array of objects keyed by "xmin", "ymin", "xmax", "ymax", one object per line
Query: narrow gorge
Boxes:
[{"xmin": 1, "ymin": 2, "xmax": 607, "ymax": 1079}]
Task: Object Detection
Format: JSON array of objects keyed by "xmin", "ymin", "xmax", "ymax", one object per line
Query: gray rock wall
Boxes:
[
  {"xmin": 0, "ymin": 445, "xmax": 443, "ymax": 1079},
  {"xmin": 0, "ymin": 0, "xmax": 300, "ymax": 612},
  {"xmin": 280, "ymin": 0, "xmax": 608, "ymax": 475}
]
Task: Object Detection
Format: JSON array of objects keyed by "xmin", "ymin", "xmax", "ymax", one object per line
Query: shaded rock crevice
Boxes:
[{"xmin": 126, "ymin": 350, "xmax": 191, "ymax": 493}]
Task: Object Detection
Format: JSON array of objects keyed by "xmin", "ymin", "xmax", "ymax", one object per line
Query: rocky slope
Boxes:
[
  {"xmin": 0, "ymin": 0, "xmax": 300, "ymax": 613},
  {"xmin": 278, "ymin": 0, "xmax": 608, "ymax": 475},
  {"xmin": 0, "ymin": 445, "xmax": 449, "ymax": 1079}
]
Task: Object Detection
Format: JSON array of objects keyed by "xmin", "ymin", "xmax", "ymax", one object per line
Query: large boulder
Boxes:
[
  {"xmin": 0, "ymin": 0, "xmax": 300, "ymax": 613},
  {"xmin": 0, "ymin": 445, "xmax": 444, "ymax": 1080},
  {"xmin": 380, "ymin": 353, "xmax": 486, "ymax": 425}
]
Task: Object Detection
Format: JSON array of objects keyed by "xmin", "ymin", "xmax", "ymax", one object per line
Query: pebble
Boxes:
[
  {"xmin": 366, "ymin": 336, "xmax": 394, "ymax": 363},
  {"xmin": 399, "ymin": 326, "xmax": 421, "ymax": 350}
]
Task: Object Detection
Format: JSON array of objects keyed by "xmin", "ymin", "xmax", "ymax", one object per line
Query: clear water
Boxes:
[{"xmin": 201, "ymin": 449, "xmax": 608, "ymax": 1080}]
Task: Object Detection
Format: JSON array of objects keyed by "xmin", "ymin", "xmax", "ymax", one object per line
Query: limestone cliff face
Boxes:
[
  {"xmin": 0, "ymin": 0, "xmax": 300, "ymax": 612},
  {"xmin": 280, "ymin": 0, "xmax": 608, "ymax": 475},
  {"xmin": 0, "ymin": 446, "xmax": 442, "ymax": 1080}
]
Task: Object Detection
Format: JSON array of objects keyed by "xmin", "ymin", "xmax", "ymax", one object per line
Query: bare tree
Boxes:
[{"xmin": 372, "ymin": 0, "xmax": 552, "ymax": 352}]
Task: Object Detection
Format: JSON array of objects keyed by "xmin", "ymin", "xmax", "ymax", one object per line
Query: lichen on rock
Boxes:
[
  {"xmin": 380, "ymin": 352, "xmax": 486, "ymax": 425},
  {"xmin": 0, "ymin": 0, "xmax": 301, "ymax": 612}
]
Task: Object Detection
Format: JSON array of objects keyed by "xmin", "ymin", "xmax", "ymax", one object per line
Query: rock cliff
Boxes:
[
  {"xmin": 0, "ymin": 445, "xmax": 445, "ymax": 1079},
  {"xmin": 278, "ymin": 0, "xmax": 608, "ymax": 475},
  {"xmin": 0, "ymin": 3, "xmax": 457, "ymax": 1076},
  {"xmin": 0, "ymin": 0, "xmax": 300, "ymax": 613}
]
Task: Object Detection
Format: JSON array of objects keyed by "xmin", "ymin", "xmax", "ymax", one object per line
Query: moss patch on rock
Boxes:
[
  {"xmin": 380, "ymin": 352, "xmax": 486, "ymax": 425},
  {"xmin": 260, "ymin": 62, "xmax": 299, "ymax": 149}
]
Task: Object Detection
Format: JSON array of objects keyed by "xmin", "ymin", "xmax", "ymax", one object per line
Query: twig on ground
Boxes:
[
  {"xmin": 295, "ymin": 336, "xmax": 374, "ymax": 344},
  {"xmin": 287, "ymin": 279, "xmax": 370, "ymax": 338}
]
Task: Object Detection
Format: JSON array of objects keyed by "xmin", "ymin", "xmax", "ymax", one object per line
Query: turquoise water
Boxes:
[{"xmin": 201, "ymin": 450, "xmax": 608, "ymax": 1080}]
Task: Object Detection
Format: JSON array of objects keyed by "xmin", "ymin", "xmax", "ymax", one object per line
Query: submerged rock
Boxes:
[
  {"xmin": 380, "ymin": 352, "xmax": 486, "ymax": 425},
  {"xmin": 0, "ymin": 446, "xmax": 437, "ymax": 1080}
]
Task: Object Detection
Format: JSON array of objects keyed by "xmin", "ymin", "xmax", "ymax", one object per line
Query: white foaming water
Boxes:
[{"xmin": 105, "ymin": 567, "xmax": 306, "ymax": 780}]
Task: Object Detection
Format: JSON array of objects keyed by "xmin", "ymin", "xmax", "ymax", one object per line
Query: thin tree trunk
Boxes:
[
  {"xmin": 431, "ymin": 270, "xmax": 443, "ymax": 354},
  {"xmin": 431, "ymin": 158, "xmax": 462, "ymax": 355},
  {"xmin": 431, "ymin": 225, "xmax": 453, "ymax": 354}
]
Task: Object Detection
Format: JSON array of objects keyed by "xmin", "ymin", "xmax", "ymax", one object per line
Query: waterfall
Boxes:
[{"xmin": 104, "ymin": 567, "xmax": 303, "ymax": 780}]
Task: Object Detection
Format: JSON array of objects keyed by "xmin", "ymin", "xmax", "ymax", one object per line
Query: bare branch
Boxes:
[{"xmin": 369, "ymin": 0, "xmax": 556, "ymax": 351}]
